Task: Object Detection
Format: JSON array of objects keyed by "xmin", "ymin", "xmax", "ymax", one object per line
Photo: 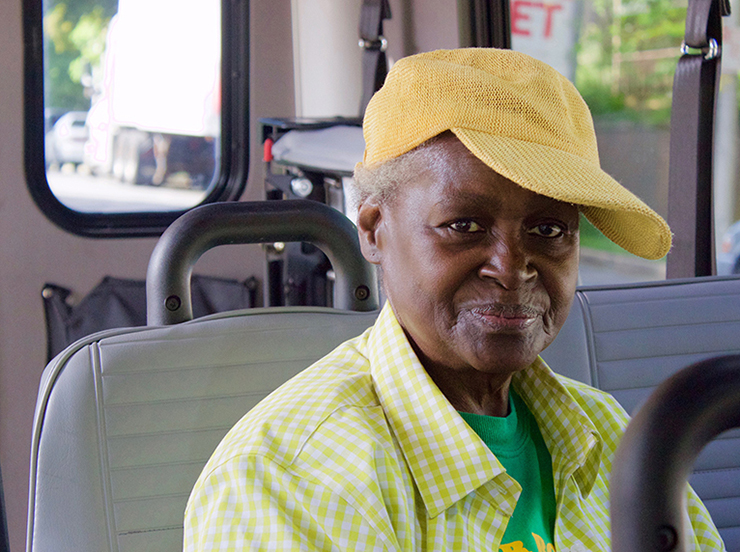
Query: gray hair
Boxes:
[{"xmin": 352, "ymin": 132, "xmax": 451, "ymax": 204}]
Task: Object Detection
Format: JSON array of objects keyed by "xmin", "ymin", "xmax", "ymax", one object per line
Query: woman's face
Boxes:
[{"xmin": 358, "ymin": 134, "xmax": 580, "ymax": 378}]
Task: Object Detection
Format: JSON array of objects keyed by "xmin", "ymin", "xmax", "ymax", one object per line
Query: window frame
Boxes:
[
  {"xmin": 458, "ymin": 0, "xmax": 511, "ymax": 49},
  {"xmin": 22, "ymin": 0, "xmax": 250, "ymax": 238}
]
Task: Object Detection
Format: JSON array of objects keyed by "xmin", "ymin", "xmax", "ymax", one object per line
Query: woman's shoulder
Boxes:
[
  {"xmin": 556, "ymin": 374, "xmax": 629, "ymax": 414},
  {"xmin": 202, "ymin": 333, "xmax": 383, "ymax": 473},
  {"xmin": 555, "ymin": 374, "xmax": 631, "ymax": 450}
]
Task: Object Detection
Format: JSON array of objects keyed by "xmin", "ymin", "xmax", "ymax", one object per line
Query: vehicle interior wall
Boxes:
[{"xmin": 0, "ymin": 1, "xmax": 296, "ymax": 550}]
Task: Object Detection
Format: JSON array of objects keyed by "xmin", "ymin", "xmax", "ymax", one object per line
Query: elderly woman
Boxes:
[{"xmin": 184, "ymin": 49, "xmax": 723, "ymax": 551}]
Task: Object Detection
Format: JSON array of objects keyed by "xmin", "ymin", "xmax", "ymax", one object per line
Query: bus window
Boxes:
[
  {"xmin": 715, "ymin": 13, "xmax": 740, "ymax": 276},
  {"xmin": 512, "ymin": 0, "xmax": 690, "ymax": 285},
  {"xmin": 26, "ymin": 0, "xmax": 248, "ymax": 236}
]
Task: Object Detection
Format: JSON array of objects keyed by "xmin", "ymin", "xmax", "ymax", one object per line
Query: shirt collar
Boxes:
[
  {"xmin": 512, "ymin": 358, "xmax": 603, "ymax": 498},
  {"xmin": 363, "ymin": 303, "xmax": 602, "ymax": 517}
]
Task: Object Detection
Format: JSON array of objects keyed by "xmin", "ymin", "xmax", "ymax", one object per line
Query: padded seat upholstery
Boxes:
[
  {"xmin": 28, "ymin": 275, "xmax": 740, "ymax": 551},
  {"xmin": 28, "ymin": 307, "xmax": 379, "ymax": 552}
]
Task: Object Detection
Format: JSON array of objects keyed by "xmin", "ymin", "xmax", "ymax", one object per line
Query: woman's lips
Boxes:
[{"xmin": 469, "ymin": 304, "xmax": 541, "ymax": 330}]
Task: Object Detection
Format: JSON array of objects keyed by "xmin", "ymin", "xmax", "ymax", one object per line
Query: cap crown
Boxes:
[{"xmin": 363, "ymin": 48, "xmax": 598, "ymax": 168}]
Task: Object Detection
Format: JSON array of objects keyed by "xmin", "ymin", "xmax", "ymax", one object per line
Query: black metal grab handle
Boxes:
[
  {"xmin": 611, "ymin": 354, "xmax": 740, "ymax": 552},
  {"xmin": 146, "ymin": 200, "xmax": 379, "ymax": 325}
]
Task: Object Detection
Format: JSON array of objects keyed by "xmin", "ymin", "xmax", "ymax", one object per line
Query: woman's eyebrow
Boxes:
[
  {"xmin": 434, "ymin": 190, "xmax": 570, "ymax": 214},
  {"xmin": 433, "ymin": 188, "xmax": 491, "ymax": 207}
]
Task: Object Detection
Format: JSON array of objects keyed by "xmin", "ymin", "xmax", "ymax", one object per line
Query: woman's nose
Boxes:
[{"xmin": 478, "ymin": 235, "xmax": 536, "ymax": 290}]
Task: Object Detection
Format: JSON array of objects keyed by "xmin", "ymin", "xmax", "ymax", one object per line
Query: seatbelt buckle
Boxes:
[
  {"xmin": 681, "ymin": 38, "xmax": 721, "ymax": 59},
  {"xmin": 358, "ymin": 36, "xmax": 388, "ymax": 52}
]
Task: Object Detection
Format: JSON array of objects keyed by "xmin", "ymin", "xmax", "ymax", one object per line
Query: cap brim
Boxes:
[{"xmin": 452, "ymin": 128, "xmax": 672, "ymax": 260}]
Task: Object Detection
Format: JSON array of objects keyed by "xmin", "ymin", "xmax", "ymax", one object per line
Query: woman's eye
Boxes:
[
  {"xmin": 449, "ymin": 220, "xmax": 484, "ymax": 233},
  {"xmin": 529, "ymin": 223, "xmax": 564, "ymax": 238}
]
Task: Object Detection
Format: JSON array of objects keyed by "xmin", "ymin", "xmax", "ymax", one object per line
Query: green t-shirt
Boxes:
[{"xmin": 459, "ymin": 391, "xmax": 557, "ymax": 552}]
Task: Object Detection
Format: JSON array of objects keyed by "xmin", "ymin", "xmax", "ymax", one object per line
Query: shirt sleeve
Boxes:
[
  {"xmin": 686, "ymin": 485, "xmax": 727, "ymax": 552},
  {"xmin": 183, "ymin": 453, "xmax": 389, "ymax": 552}
]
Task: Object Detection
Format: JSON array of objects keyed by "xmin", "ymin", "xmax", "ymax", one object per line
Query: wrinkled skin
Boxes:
[{"xmin": 357, "ymin": 134, "xmax": 580, "ymax": 416}]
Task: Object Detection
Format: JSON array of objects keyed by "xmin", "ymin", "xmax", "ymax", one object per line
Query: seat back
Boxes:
[
  {"xmin": 28, "ymin": 307, "xmax": 379, "ymax": 551},
  {"xmin": 29, "ymin": 200, "xmax": 381, "ymax": 551}
]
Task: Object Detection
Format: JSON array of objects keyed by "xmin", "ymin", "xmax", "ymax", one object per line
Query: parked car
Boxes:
[
  {"xmin": 43, "ymin": 108, "xmax": 67, "ymax": 168},
  {"xmin": 49, "ymin": 111, "xmax": 89, "ymax": 167},
  {"xmin": 717, "ymin": 219, "xmax": 740, "ymax": 275}
]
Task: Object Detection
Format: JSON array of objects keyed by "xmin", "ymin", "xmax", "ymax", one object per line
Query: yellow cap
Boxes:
[{"xmin": 360, "ymin": 48, "xmax": 672, "ymax": 260}]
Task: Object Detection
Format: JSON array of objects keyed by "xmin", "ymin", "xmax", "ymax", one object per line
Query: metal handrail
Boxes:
[{"xmin": 146, "ymin": 200, "xmax": 379, "ymax": 325}]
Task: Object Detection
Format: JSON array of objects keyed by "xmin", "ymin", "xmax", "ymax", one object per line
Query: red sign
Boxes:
[{"xmin": 511, "ymin": 1, "xmax": 564, "ymax": 39}]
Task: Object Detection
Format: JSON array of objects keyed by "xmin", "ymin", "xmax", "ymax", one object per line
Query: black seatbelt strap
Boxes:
[
  {"xmin": 666, "ymin": 0, "xmax": 729, "ymax": 278},
  {"xmin": 359, "ymin": 0, "xmax": 391, "ymax": 115}
]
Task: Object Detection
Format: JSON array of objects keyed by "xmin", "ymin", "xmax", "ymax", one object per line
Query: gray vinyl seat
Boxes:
[
  {"xmin": 27, "ymin": 307, "xmax": 380, "ymax": 552},
  {"xmin": 28, "ymin": 275, "xmax": 740, "ymax": 551}
]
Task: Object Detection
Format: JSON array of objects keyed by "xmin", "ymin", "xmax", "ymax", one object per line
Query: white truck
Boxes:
[{"xmin": 85, "ymin": 0, "xmax": 220, "ymax": 188}]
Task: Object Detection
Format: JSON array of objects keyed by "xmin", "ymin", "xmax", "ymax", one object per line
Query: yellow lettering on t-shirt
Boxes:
[
  {"xmin": 499, "ymin": 541, "xmax": 532, "ymax": 552},
  {"xmin": 499, "ymin": 533, "xmax": 555, "ymax": 552},
  {"xmin": 532, "ymin": 533, "xmax": 556, "ymax": 552}
]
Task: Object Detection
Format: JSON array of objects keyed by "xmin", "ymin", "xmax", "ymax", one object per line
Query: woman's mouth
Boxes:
[{"xmin": 469, "ymin": 304, "xmax": 541, "ymax": 330}]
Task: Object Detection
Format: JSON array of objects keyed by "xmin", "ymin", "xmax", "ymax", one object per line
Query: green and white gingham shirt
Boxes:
[{"xmin": 184, "ymin": 303, "xmax": 724, "ymax": 551}]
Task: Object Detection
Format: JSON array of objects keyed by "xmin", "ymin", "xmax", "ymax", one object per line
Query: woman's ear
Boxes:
[{"xmin": 356, "ymin": 196, "xmax": 384, "ymax": 265}]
